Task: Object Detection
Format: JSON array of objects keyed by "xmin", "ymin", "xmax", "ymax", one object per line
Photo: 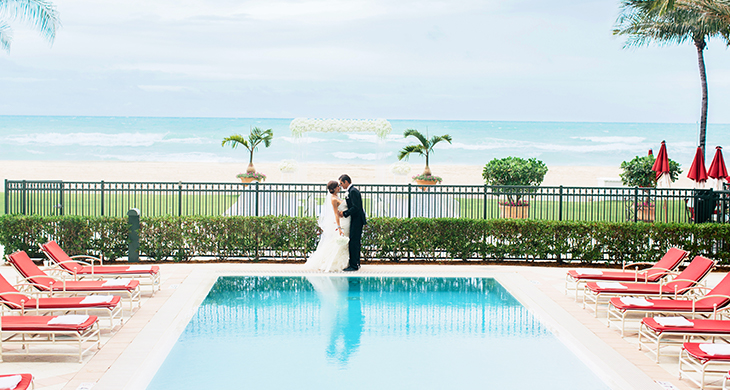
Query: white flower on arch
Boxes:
[{"xmin": 289, "ymin": 118, "xmax": 392, "ymax": 139}]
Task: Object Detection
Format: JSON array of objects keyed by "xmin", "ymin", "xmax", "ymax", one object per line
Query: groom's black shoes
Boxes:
[{"xmin": 343, "ymin": 266, "xmax": 359, "ymax": 272}]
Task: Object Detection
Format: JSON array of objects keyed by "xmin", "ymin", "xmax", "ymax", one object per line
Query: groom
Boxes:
[{"xmin": 339, "ymin": 174, "xmax": 366, "ymax": 271}]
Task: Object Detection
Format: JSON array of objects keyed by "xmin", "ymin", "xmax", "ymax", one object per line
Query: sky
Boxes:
[{"xmin": 2, "ymin": 0, "xmax": 730, "ymax": 123}]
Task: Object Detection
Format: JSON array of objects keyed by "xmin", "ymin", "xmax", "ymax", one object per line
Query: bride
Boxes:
[{"xmin": 305, "ymin": 180, "xmax": 351, "ymax": 272}]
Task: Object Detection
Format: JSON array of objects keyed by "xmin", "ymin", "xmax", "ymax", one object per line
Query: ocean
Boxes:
[{"xmin": 0, "ymin": 116, "xmax": 727, "ymax": 168}]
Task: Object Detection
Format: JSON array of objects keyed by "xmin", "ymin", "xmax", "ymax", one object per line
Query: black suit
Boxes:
[{"xmin": 342, "ymin": 185, "xmax": 366, "ymax": 269}]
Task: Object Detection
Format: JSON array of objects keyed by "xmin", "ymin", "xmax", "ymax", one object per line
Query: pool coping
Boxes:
[{"xmin": 89, "ymin": 264, "xmax": 663, "ymax": 390}]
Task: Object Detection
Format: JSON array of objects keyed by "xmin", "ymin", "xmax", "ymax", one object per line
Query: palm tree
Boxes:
[
  {"xmin": 651, "ymin": 0, "xmax": 730, "ymax": 24},
  {"xmin": 614, "ymin": 0, "xmax": 730, "ymax": 159},
  {"xmin": 0, "ymin": 0, "xmax": 60, "ymax": 52},
  {"xmin": 221, "ymin": 127, "xmax": 274, "ymax": 174},
  {"xmin": 397, "ymin": 129, "xmax": 452, "ymax": 176}
]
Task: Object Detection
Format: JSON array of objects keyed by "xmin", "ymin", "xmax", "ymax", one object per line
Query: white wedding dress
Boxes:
[{"xmin": 305, "ymin": 194, "xmax": 351, "ymax": 272}]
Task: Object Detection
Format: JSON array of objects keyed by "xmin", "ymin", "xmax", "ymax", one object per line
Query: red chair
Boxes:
[
  {"xmin": 582, "ymin": 255, "xmax": 715, "ymax": 316},
  {"xmin": 0, "ymin": 272, "xmax": 122, "ymax": 329},
  {"xmin": 607, "ymin": 271, "xmax": 730, "ymax": 336},
  {"xmin": 0, "ymin": 315, "xmax": 100, "ymax": 362},
  {"xmin": 680, "ymin": 342, "xmax": 730, "ymax": 389},
  {"xmin": 7, "ymin": 251, "xmax": 141, "ymax": 311},
  {"xmin": 565, "ymin": 247, "xmax": 688, "ymax": 300},
  {"xmin": 41, "ymin": 241, "xmax": 160, "ymax": 294},
  {"xmin": 0, "ymin": 374, "xmax": 34, "ymax": 390},
  {"xmin": 640, "ymin": 317, "xmax": 730, "ymax": 362}
]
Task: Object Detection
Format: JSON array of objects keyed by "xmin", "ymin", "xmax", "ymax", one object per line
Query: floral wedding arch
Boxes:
[{"xmin": 289, "ymin": 118, "xmax": 392, "ymax": 139}]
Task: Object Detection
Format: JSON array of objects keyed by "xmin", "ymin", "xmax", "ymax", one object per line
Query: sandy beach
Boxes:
[{"xmin": 0, "ymin": 160, "xmax": 699, "ymax": 188}]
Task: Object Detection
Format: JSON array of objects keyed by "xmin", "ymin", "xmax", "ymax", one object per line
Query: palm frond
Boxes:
[
  {"xmin": 1, "ymin": 0, "xmax": 61, "ymax": 44},
  {"xmin": 398, "ymin": 145, "xmax": 425, "ymax": 161},
  {"xmin": 221, "ymin": 134, "xmax": 250, "ymax": 150},
  {"xmin": 403, "ymin": 129, "xmax": 429, "ymax": 148},
  {"xmin": 429, "ymin": 134, "xmax": 453, "ymax": 150},
  {"xmin": 0, "ymin": 23, "xmax": 11, "ymax": 52},
  {"xmin": 615, "ymin": 0, "xmax": 730, "ymax": 48}
]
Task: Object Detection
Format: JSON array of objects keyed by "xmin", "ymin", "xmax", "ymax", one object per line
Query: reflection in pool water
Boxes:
[{"xmin": 147, "ymin": 276, "xmax": 609, "ymax": 390}]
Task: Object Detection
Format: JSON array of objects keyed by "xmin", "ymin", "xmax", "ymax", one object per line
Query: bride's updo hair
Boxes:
[{"xmin": 327, "ymin": 180, "xmax": 339, "ymax": 194}]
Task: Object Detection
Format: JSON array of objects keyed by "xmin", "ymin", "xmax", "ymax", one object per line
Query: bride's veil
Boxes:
[{"xmin": 318, "ymin": 193, "xmax": 336, "ymax": 238}]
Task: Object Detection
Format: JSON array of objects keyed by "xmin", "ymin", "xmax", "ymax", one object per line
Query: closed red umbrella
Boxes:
[
  {"xmin": 687, "ymin": 146, "xmax": 708, "ymax": 189},
  {"xmin": 652, "ymin": 141, "xmax": 671, "ymax": 188},
  {"xmin": 708, "ymin": 146, "xmax": 728, "ymax": 191}
]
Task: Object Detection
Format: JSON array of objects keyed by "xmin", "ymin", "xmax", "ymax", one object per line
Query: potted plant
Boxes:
[
  {"xmin": 620, "ymin": 154, "xmax": 681, "ymax": 222},
  {"xmin": 222, "ymin": 127, "xmax": 273, "ymax": 183},
  {"xmin": 397, "ymin": 129, "xmax": 452, "ymax": 188},
  {"xmin": 482, "ymin": 157, "xmax": 548, "ymax": 219}
]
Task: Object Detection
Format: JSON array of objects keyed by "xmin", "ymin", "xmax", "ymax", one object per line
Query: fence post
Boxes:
[
  {"xmin": 483, "ymin": 184, "xmax": 488, "ymax": 220},
  {"xmin": 127, "ymin": 208, "xmax": 140, "ymax": 263},
  {"xmin": 4, "ymin": 180, "xmax": 7, "ymax": 215},
  {"xmin": 634, "ymin": 187, "xmax": 639, "ymax": 223},
  {"xmin": 58, "ymin": 181, "xmax": 64, "ymax": 216},
  {"xmin": 255, "ymin": 182, "xmax": 260, "ymax": 217},
  {"xmin": 408, "ymin": 183, "xmax": 412, "ymax": 218},
  {"xmin": 21, "ymin": 180, "xmax": 26, "ymax": 215},
  {"xmin": 559, "ymin": 185, "xmax": 563, "ymax": 221},
  {"xmin": 100, "ymin": 181, "xmax": 105, "ymax": 216},
  {"xmin": 178, "ymin": 181, "xmax": 183, "ymax": 216}
]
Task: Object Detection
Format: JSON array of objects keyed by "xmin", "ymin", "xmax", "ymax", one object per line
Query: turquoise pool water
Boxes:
[{"xmin": 147, "ymin": 276, "xmax": 610, "ymax": 389}]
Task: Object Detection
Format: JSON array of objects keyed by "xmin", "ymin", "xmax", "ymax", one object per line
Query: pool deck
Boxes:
[{"xmin": 0, "ymin": 262, "xmax": 719, "ymax": 390}]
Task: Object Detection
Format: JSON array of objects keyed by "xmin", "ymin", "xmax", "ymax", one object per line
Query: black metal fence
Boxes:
[{"xmin": 4, "ymin": 180, "xmax": 730, "ymax": 223}]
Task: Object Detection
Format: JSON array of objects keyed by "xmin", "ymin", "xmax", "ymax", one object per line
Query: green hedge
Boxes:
[{"xmin": 0, "ymin": 215, "xmax": 728, "ymax": 264}]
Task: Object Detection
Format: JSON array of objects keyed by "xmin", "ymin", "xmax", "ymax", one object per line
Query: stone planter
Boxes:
[
  {"xmin": 636, "ymin": 203, "xmax": 655, "ymax": 222},
  {"xmin": 239, "ymin": 177, "xmax": 257, "ymax": 184},
  {"xmin": 415, "ymin": 179, "xmax": 438, "ymax": 191},
  {"xmin": 499, "ymin": 204, "xmax": 529, "ymax": 219}
]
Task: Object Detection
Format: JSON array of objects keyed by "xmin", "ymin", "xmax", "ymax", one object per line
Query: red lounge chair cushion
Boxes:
[
  {"xmin": 0, "ymin": 272, "xmax": 121, "ymax": 310},
  {"xmin": 1, "ymin": 315, "xmax": 98, "ymax": 332},
  {"xmin": 56, "ymin": 280, "xmax": 140, "ymax": 292},
  {"xmin": 568, "ymin": 270, "xmax": 658, "ymax": 282},
  {"xmin": 568, "ymin": 247, "xmax": 688, "ymax": 282},
  {"xmin": 7, "ymin": 251, "xmax": 139, "ymax": 292},
  {"xmin": 0, "ymin": 374, "xmax": 33, "ymax": 390},
  {"xmin": 586, "ymin": 282, "xmax": 665, "ymax": 295},
  {"xmin": 642, "ymin": 318, "xmax": 730, "ymax": 334},
  {"xmin": 586, "ymin": 255, "xmax": 715, "ymax": 295},
  {"xmin": 683, "ymin": 342, "xmax": 730, "ymax": 362},
  {"xmin": 73, "ymin": 265, "xmax": 160, "ymax": 275},
  {"xmin": 32, "ymin": 296, "xmax": 122, "ymax": 309},
  {"xmin": 610, "ymin": 298, "xmax": 708, "ymax": 312},
  {"xmin": 42, "ymin": 241, "xmax": 159, "ymax": 275}
]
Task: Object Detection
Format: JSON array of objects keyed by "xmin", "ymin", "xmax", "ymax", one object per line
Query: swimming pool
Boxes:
[{"xmin": 146, "ymin": 276, "xmax": 610, "ymax": 389}]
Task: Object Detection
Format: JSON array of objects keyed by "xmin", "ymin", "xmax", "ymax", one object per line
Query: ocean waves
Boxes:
[
  {"xmin": 1, "ymin": 132, "xmax": 211, "ymax": 147},
  {"xmin": 0, "ymin": 116, "xmax": 726, "ymax": 167}
]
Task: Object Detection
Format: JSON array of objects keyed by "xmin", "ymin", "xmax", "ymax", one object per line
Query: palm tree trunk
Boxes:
[
  {"xmin": 695, "ymin": 37, "xmax": 708, "ymax": 159},
  {"xmin": 423, "ymin": 154, "xmax": 431, "ymax": 176},
  {"xmin": 247, "ymin": 150, "xmax": 255, "ymax": 173}
]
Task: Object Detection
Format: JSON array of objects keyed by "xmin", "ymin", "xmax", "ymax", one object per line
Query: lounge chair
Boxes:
[
  {"xmin": 639, "ymin": 317, "xmax": 730, "ymax": 362},
  {"xmin": 0, "ymin": 314, "xmax": 100, "ymax": 363},
  {"xmin": 583, "ymin": 255, "xmax": 715, "ymax": 316},
  {"xmin": 565, "ymin": 247, "xmax": 688, "ymax": 300},
  {"xmin": 0, "ymin": 374, "xmax": 33, "ymax": 390},
  {"xmin": 679, "ymin": 342, "xmax": 730, "ymax": 389},
  {"xmin": 41, "ymin": 241, "xmax": 160, "ymax": 294},
  {"xmin": 0, "ymin": 273, "xmax": 123, "ymax": 329},
  {"xmin": 607, "ymin": 271, "xmax": 730, "ymax": 336},
  {"xmin": 6, "ymin": 251, "xmax": 141, "ymax": 311}
]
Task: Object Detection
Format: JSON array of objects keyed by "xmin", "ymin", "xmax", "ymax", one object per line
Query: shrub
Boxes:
[
  {"xmin": 0, "ymin": 215, "xmax": 728, "ymax": 265},
  {"xmin": 482, "ymin": 157, "xmax": 548, "ymax": 205},
  {"xmin": 620, "ymin": 154, "xmax": 682, "ymax": 187}
]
